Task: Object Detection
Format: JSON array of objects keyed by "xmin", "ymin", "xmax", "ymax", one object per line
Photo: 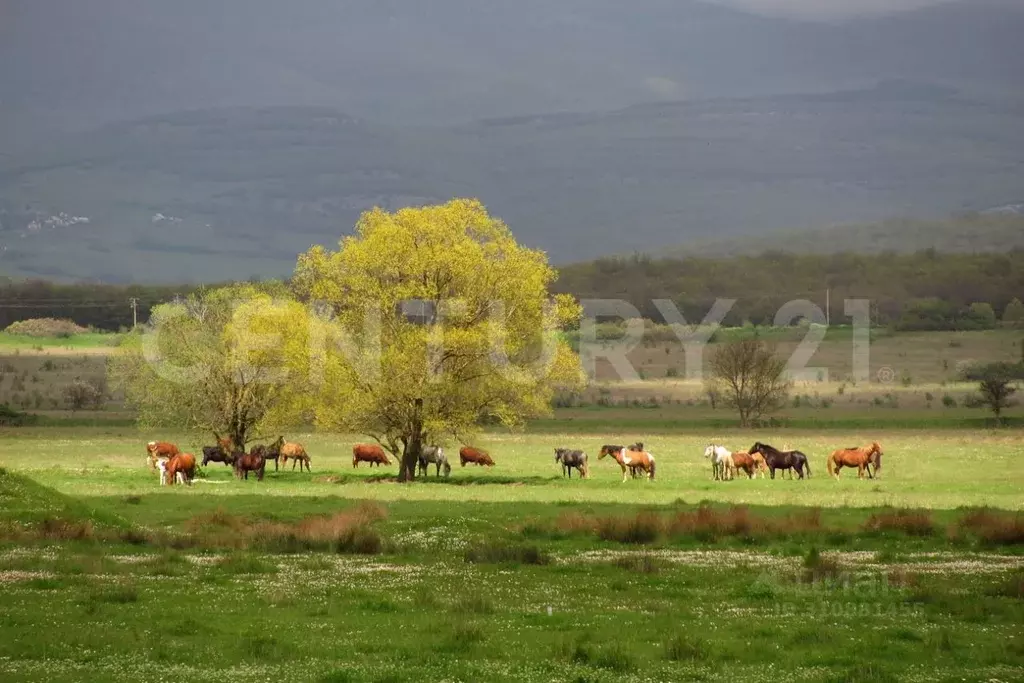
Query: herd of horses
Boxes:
[{"xmin": 145, "ymin": 437, "xmax": 882, "ymax": 486}]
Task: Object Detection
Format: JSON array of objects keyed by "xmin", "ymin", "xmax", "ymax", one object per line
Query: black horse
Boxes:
[
  {"xmin": 554, "ymin": 448, "xmax": 589, "ymax": 478},
  {"xmin": 749, "ymin": 442, "xmax": 811, "ymax": 480},
  {"xmin": 201, "ymin": 445, "xmax": 234, "ymax": 467}
]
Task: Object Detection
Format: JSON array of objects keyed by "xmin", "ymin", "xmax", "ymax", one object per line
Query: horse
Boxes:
[
  {"xmin": 598, "ymin": 445, "xmax": 655, "ymax": 482},
  {"xmin": 751, "ymin": 452, "xmax": 770, "ymax": 479},
  {"xmin": 828, "ymin": 442, "xmax": 882, "ymax": 480},
  {"xmin": 233, "ymin": 450, "xmax": 266, "ymax": 481},
  {"xmin": 554, "ymin": 448, "xmax": 589, "ymax": 479},
  {"xmin": 749, "ymin": 442, "xmax": 811, "ymax": 480},
  {"xmin": 418, "ymin": 446, "xmax": 451, "ymax": 477},
  {"xmin": 146, "ymin": 441, "xmax": 179, "ymax": 470},
  {"xmin": 156, "ymin": 458, "xmax": 186, "ymax": 486},
  {"xmin": 460, "ymin": 446, "xmax": 494, "ymax": 467},
  {"xmin": 270, "ymin": 436, "xmax": 311, "ymax": 472},
  {"xmin": 165, "ymin": 452, "xmax": 196, "ymax": 486},
  {"xmin": 703, "ymin": 444, "xmax": 736, "ymax": 481},
  {"xmin": 353, "ymin": 444, "xmax": 391, "ymax": 468},
  {"xmin": 601, "ymin": 443, "xmax": 646, "ymax": 479},
  {"xmin": 201, "ymin": 445, "xmax": 234, "ymax": 467}
]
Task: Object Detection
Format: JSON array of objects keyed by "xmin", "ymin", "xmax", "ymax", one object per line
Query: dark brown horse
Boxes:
[
  {"xmin": 233, "ymin": 449, "xmax": 266, "ymax": 481},
  {"xmin": 749, "ymin": 442, "xmax": 810, "ymax": 480},
  {"xmin": 828, "ymin": 442, "xmax": 882, "ymax": 479}
]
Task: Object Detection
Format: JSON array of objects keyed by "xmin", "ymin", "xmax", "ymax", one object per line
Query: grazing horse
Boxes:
[
  {"xmin": 460, "ymin": 446, "xmax": 494, "ymax": 467},
  {"xmin": 165, "ymin": 452, "xmax": 196, "ymax": 486},
  {"xmin": 554, "ymin": 448, "xmax": 589, "ymax": 479},
  {"xmin": 828, "ymin": 442, "xmax": 882, "ymax": 480},
  {"xmin": 270, "ymin": 436, "xmax": 311, "ymax": 472},
  {"xmin": 353, "ymin": 444, "xmax": 391, "ymax": 468},
  {"xmin": 201, "ymin": 445, "xmax": 234, "ymax": 466},
  {"xmin": 703, "ymin": 444, "xmax": 736, "ymax": 481},
  {"xmin": 233, "ymin": 450, "xmax": 266, "ymax": 481},
  {"xmin": 598, "ymin": 445, "xmax": 656, "ymax": 482},
  {"xmin": 146, "ymin": 441, "xmax": 179, "ymax": 470},
  {"xmin": 418, "ymin": 446, "xmax": 451, "ymax": 477},
  {"xmin": 749, "ymin": 442, "xmax": 811, "ymax": 480}
]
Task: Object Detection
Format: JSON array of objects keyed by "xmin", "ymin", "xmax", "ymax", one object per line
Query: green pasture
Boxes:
[
  {"xmin": 0, "ymin": 426, "xmax": 1022, "ymax": 682},
  {"xmin": 1, "ymin": 427, "xmax": 1022, "ymax": 511}
]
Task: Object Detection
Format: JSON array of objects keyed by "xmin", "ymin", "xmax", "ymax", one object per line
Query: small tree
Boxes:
[
  {"xmin": 62, "ymin": 379, "xmax": 104, "ymax": 412},
  {"xmin": 706, "ymin": 339, "xmax": 791, "ymax": 427},
  {"xmin": 962, "ymin": 361, "xmax": 1024, "ymax": 423},
  {"xmin": 110, "ymin": 283, "xmax": 309, "ymax": 449},
  {"xmin": 966, "ymin": 302, "xmax": 997, "ymax": 330},
  {"xmin": 1003, "ymin": 298, "xmax": 1024, "ymax": 324}
]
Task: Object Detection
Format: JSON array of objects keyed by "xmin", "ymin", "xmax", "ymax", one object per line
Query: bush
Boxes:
[
  {"xmin": 4, "ymin": 318, "xmax": 89, "ymax": 338},
  {"xmin": 942, "ymin": 394, "xmax": 957, "ymax": 408},
  {"xmin": 863, "ymin": 509, "xmax": 935, "ymax": 537},
  {"xmin": 955, "ymin": 509, "xmax": 1024, "ymax": 546},
  {"xmin": 464, "ymin": 541, "xmax": 550, "ymax": 565},
  {"xmin": 62, "ymin": 379, "xmax": 105, "ymax": 411}
]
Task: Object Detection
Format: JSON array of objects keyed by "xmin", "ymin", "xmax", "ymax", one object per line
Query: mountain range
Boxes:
[{"xmin": 0, "ymin": 0, "xmax": 1022, "ymax": 282}]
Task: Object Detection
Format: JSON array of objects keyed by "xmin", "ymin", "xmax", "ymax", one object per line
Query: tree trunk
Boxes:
[{"xmin": 398, "ymin": 398, "xmax": 424, "ymax": 482}]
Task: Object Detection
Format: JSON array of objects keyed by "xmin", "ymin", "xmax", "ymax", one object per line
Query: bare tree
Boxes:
[{"xmin": 706, "ymin": 339, "xmax": 791, "ymax": 427}]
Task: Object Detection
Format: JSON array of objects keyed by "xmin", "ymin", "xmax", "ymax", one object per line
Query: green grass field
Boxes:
[{"xmin": 0, "ymin": 427, "xmax": 1022, "ymax": 682}]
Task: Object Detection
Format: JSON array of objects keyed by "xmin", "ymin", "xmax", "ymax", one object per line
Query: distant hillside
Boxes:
[
  {"xmin": 661, "ymin": 214, "xmax": 1024, "ymax": 258},
  {"xmin": 2, "ymin": 81, "xmax": 1023, "ymax": 282}
]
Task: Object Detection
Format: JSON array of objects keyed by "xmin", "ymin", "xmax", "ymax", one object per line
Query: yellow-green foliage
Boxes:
[{"xmin": 293, "ymin": 199, "xmax": 584, "ymax": 466}]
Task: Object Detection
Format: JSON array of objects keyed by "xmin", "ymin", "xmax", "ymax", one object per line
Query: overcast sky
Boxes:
[{"xmin": 708, "ymin": 0, "xmax": 957, "ymax": 20}]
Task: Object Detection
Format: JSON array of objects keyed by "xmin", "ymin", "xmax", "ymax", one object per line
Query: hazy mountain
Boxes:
[{"xmin": 1, "ymin": 81, "xmax": 1022, "ymax": 282}]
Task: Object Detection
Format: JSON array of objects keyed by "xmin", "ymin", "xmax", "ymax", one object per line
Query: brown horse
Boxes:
[
  {"xmin": 165, "ymin": 452, "xmax": 196, "ymax": 486},
  {"xmin": 146, "ymin": 441, "xmax": 180, "ymax": 470},
  {"xmin": 233, "ymin": 450, "xmax": 266, "ymax": 481},
  {"xmin": 751, "ymin": 452, "xmax": 769, "ymax": 479},
  {"xmin": 460, "ymin": 446, "xmax": 494, "ymax": 467},
  {"xmin": 271, "ymin": 436, "xmax": 311, "ymax": 472},
  {"xmin": 828, "ymin": 442, "xmax": 882, "ymax": 479},
  {"xmin": 731, "ymin": 451, "xmax": 757, "ymax": 478},
  {"xmin": 598, "ymin": 445, "xmax": 656, "ymax": 482},
  {"xmin": 353, "ymin": 444, "xmax": 391, "ymax": 468}
]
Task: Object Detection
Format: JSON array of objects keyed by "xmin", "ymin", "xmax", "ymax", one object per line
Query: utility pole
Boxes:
[{"xmin": 129, "ymin": 298, "xmax": 138, "ymax": 329}]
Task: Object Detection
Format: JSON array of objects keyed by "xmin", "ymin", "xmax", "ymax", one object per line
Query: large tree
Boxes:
[
  {"xmin": 706, "ymin": 339, "xmax": 791, "ymax": 427},
  {"xmin": 292, "ymin": 199, "xmax": 584, "ymax": 480},
  {"xmin": 110, "ymin": 283, "xmax": 310, "ymax": 449}
]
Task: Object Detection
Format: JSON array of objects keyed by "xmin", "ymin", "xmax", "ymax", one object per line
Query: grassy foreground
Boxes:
[{"xmin": 0, "ymin": 427, "xmax": 1022, "ymax": 682}]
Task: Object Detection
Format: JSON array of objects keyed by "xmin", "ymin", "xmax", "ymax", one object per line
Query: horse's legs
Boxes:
[{"xmin": 620, "ymin": 464, "xmax": 628, "ymax": 483}]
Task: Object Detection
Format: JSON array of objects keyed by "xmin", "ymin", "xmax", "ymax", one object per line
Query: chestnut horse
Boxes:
[
  {"xmin": 599, "ymin": 445, "xmax": 656, "ymax": 482},
  {"xmin": 828, "ymin": 442, "xmax": 882, "ymax": 479},
  {"xmin": 751, "ymin": 452, "xmax": 769, "ymax": 479},
  {"xmin": 353, "ymin": 444, "xmax": 391, "ymax": 468},
  {"xmin": 271, "ymin": 436, "xmax": 311, "ymax": 472},
  {"xmin": 460, "ymin": 446, "xmax": 494, "ymax": 467},
  {"xmin": 601, "ymin": 443, "xmax": 646, "ymax": 479},
  {"xmin": 165, "ymin": 452, "xmax": 196, "ymax": 486},
  {"xmin": 146, "ymin": 441, "xmax": 179, "ymax": 470}
]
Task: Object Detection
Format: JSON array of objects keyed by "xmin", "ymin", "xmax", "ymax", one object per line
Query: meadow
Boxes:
[{"xmin": 0, "ymin": 427, "xmax": 1022, "ymax": 682}]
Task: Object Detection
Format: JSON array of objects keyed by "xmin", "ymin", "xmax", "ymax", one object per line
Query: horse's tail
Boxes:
[
  {"xmin": 826, "ymin": 454, "xmax": 836, "ymax": 478},
  {"xmin": 649, "ymin": 456, "xmax": 656, "ymax": 481},
  {"xmin": 805, "ymin": 458, "xmax": 811, "ymax": 478}
]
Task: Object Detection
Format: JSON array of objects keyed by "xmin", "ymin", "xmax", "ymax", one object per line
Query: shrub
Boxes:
[
  {"xmin": 942, "ymin": 394, "xmax": 956, "ymax": 407},
  {"xmin": 664, "ymin": 634, "xmax": 711, "ymax": 662},
  {"xmin": 62, "ymin": 379, "xmax": 105, "ymax": 411},
  {"xmin": 4, "ymin": 318, "xmax": 89, "ymax": 337},
  {"xmin": 612, "ymin": 554, "xmax": 663, "ymax": 574},
  {"xmin": 596, "ymin": 511, "xmax": 662, "ymax": 544},
  {"xmin": 464, "ymin": 541, "xmax": 550, "ymax": 565},
  {"xmin": 863, "ymin": 509, "xmax": 935, "ymax": 537},
  {"xmin": 955, "ymin": 509, "xmax": 1024, "ymax": 546}
]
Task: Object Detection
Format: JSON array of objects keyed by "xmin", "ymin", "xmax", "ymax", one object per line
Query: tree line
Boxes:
[
  {"xmin": 3, "ymin": 248, "xmax": 1024, "ymax": 332},
  {"xmin": 553, "ymin": 249, "xmax": 1024, "ymax": 330}
]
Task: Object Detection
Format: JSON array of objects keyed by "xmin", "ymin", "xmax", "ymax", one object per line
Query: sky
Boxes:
[{"xmin": 708, "ymin": 0, "xmax": 955, "ymax": 20}]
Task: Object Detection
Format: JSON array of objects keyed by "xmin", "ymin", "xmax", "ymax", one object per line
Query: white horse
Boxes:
[
  {"xmin": 156, "ymin": 458, "xmax": 185, "ymax": 486},
  {"xmin": 703, "ymin": 444, "xmax": 735, "ymax": 481}
]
